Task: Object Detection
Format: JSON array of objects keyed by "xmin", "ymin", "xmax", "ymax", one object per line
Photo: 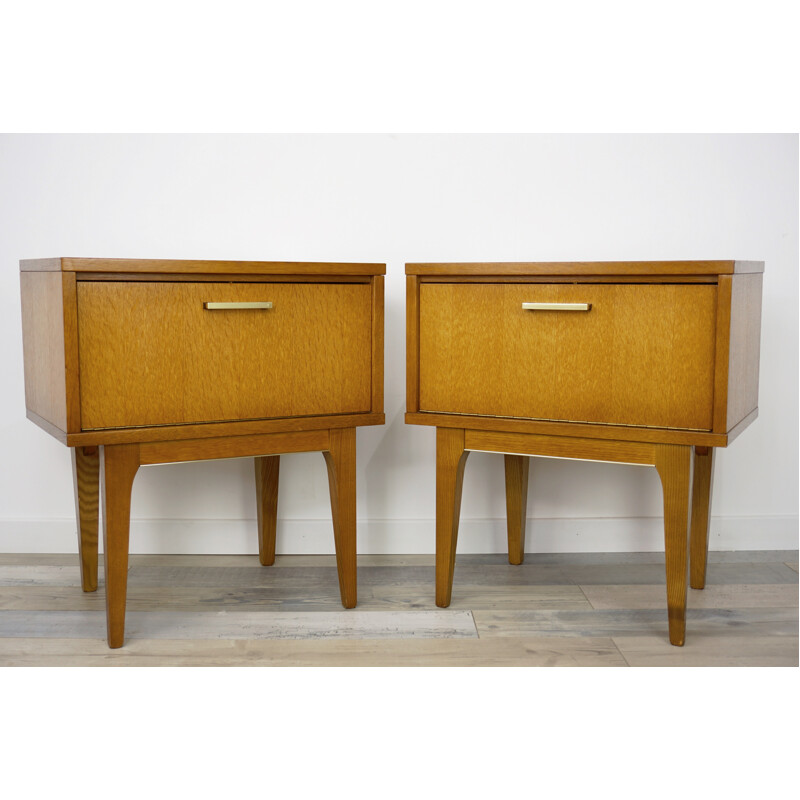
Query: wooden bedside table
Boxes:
[
  {"xmin": 20, "ymin": 257, "xmax": 385, "ymax": 648},
  {"xmin": 405, "ymin": 261, "xmax": 763, "ymax": 645}
]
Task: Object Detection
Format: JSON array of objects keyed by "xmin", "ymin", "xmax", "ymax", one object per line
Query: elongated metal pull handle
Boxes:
[
  {"xmin": 522, "ymin": 302, "xmax": 592, "ymax": 312},
  {"xmin": 203, "ymin": 301, "xmax": 273, "ymax": 310}
]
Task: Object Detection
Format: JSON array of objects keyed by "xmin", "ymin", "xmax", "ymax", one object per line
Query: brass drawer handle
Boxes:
[
  {"xmin": 522, "ymin": 302, "xmax": 592, "ymax": 312},
  {"xmin": 203, "ymin": 302, "xmax": 273, "ymax": 310}
]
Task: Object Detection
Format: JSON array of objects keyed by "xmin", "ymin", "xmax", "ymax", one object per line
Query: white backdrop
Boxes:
[{"xmin": 0, "ymin": 133, "xmax": 796, "ymax": 554}]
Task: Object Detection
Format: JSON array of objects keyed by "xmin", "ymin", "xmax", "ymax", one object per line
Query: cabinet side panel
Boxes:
[
  {"xmin": 62, "ymin": 272, "xmax": 81, "ymax": 432},
  {"xmin": 712, "ymin": 277, "xmax": 733, "ymax": 433},
  {"xmin": 20, "ymin": 271, "xmax": 68, "ymax": 433},
  {"xmin": 406, "ymin": 276, "xmax": 420, "ymax": 412},
  {"xmin": 726, "ymin": 273, "xmax": 763, "ymax": 431},
  {"xmin": 371, "ymin": 276, "xmax": 384, "ymax": 413}
]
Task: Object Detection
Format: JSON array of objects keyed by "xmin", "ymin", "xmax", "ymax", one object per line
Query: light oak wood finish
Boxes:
[
  {"xmin": 690, "ymin": 446, "xmax": 715, "ymax": 589},
  {"xmin": 77, "ymin": 281, "xmax": 372, "ymax": 429},
  {"xmin": 463, "ymin": 430, "xmax": 693, "ymax": 644},
  {"xmin": 65, "ymin": 412, "xmax": 384, "ymax": 448},
  {"xmin": 323, "ymin": 428, "xmax": 358, "ymax": 608},
  {"xmin": 653, "ymin": 444, "xmax": 693, "ymax": 646},
  {"xmin": 714, "ymin": 273, "xmax": 763, "ymax": 432},
  {"xmin": 504, "ymin": 455, "xmax": 529, "ymax": 565},
  {"xmin": 75, "ymin": 274, "xmax": 374, "ymax": 284},
  {"xmin": 101, "ymin": 443, "xmax": 140, "ymax": 648},
  {"xmin": 406, "ymin": 260, "xmax": 763, "ymax": 276},
  {"xmin": 20, "ymin": 258, "xmax": 385, "ymax": 647},
  {"xmin": 138, "ymin": 430, "xmax": 330, "ymax": 465},
  {"xmin": 406, "ymin": 275, "xmax": 420, "ymax": 413},
  {"xmin": 407, "ymin": 261, "xmax": 764, "ymax": 646},
  {"xmin": 371, "ymin": 276, "xmax": 385, "ymax": 414},
  {"xmin": 406, "ymin": 410, "xmax": 730, "ymax": 447},
  {"xmin": 21, "ymin": 257, "xmax": 385, "ymax": 275},
  {"xmin": 419, "ymin": 283, "xmax": 717, "ymax": 430},
  {"xmin": 255, "ymin": 456, "xmax": 280, "ymax": 567},
  {"xmin": 435, "ymin": 427, "xmax": 470, "ymax": 607},
  {"xmin": 466, "ymin": 429, "xmax": 657, "ymax": 465},
  {"xmin": 19, "ymin": 271, "xmax": 79, "ymax": 433},
  {"xmin": 71, "ymin": 446, "xmax": 100, "ymax": 592}
]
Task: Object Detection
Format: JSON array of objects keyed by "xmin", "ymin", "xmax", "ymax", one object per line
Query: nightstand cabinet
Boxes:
[
  {"xmin": 21, "ymin": 257, "xmax": 385, "ymax": 647},
  {"xmin": 406, "ymin": 260, "xmax": 763, "ymax": 646}
]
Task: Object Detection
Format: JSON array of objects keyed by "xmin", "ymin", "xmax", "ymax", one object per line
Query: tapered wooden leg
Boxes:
[
  {"xmin": 505, "ymin": 454, "xmax": 530, "ymax": 565},
  {"xmin": 654, "ymin": 444, "xmax": 693, "ymax": 646},
  {"xmin": 72, "ymin": 446, "xmax": 100, "ymax": 592},
  {"xmin": 255, "ymin": 455, "xmax": 280, "ymax": 566},
  {"xmin": 689, "ymin": 446, "xmax": 715, "ymax": 590},
  {"xmin": 323, "ymin": 428, "xmax": 357, "ymax": 608},
  {"xmin": 100, "ymin": 444, "xmax": 140, "ymax": 648},
  {"xmin": 436, "ymin": 427, "xmax": 469, "ymax": 607}
]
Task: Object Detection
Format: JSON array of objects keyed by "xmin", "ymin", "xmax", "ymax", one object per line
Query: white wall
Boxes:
[{"xmin": 0, "ymin": 134, "xmax": 796, "ymax": 554}]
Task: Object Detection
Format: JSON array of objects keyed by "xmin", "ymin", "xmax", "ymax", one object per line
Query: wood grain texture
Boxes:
[
  {"xmin": 690, "ymin": 446, "xmax": 715, "ymax": 589},
  {"xmin": 21, "ymin": 258, "xmax": 386, "ymax": 275},
  {"xmin": 26, "ymin": 410, "xmax": 68, "ymax": 444},
  {"xmin": 612, "ymin": 634, "xmax": 797, "ymax": 667},
  {"xmin": 72, "ymin": 446, "xmax": 100, "ymax": 592},
  {"xmin": 61, "ymin": 272, "xmax": 81, "ymax": 432},
  {"xmin": 371, "ymin": 276, "xmax": 384, "ymax": 413},
  {"xmin": 0, "ymin": 609, "xmax": 476, "ymax": 640},
  {"xmin": 77, "ymin": 274, "xmax": 372, "ymax": 284},
  {"xmin": 323, "ymin": 428, "xmax": 358, "ymax": 608},
  {"xmin": 66, "ymin": 412, "xmax": 385, "ymax": 447},
  {"xmin": 504, "ymin": 455, "xmax": 530, "ymax": 565},
  {"xmin": 555, "ymin": 560, "xmax": 798, "ymax": 586},
  {"xmin": 18, "ymin": 258, "xmax": 63, "ymax": 272},
  {"xmin": 712, "ymin": 275, "xmax": 733, "ymax": 433},
  {"xmin": 20, "ymin": 272, "xmax": 70, "ymax": 432},
  {"xmin": 582, "ymin": 583, "xmax": 799, "ymax": 611},
  {"xmin": 406, "ymin": 275, "xmax": 420, "ymax": 412},
  {"xmin": 139, "ymin": 430, "xmax": 329, "ymax": 465},
  {"xmin": 472, "ymin": 607, "xmax": 797, "ymax": 639},
  {"xmin": 726, "ymin": 273, "xmax": 763, "ymax": 431},
  {"xmin": 0, "ymin": 553, "xmax": 794, "ymax": 666},
  {"xmin": 100, "ymin": 443, "xmax": 140, "ymax": 648},
  {"xmin": 0, "ymin": 581, "xmax": 594, "ymax": 613},
  {"xmin": 0, "ymin": 635, "xmax": 630, "ymax": 667},
  {"xmin": 2, "ymin": 550, "xmax": 795, "ymax": 568},
  {"xmin": 723, "ymin": 408, "xmax": 759, "ymax": 447},
  {"xmin": 419, "ymin": 275, "xmax": 720, "ymax": 284},
  {"xmin": 419, "ymin": 283, "xmax": 717, "ymax": 430},
  {"xmin": 466, "ymin": 429, "xmax": 656, "ymax": 466},
  {"xmin": 406, "ymin": 261, "xmax": 763, "ymax": 276},
  {"xmin": 77, "ymin": 281, "xmax": 373, "ymax": 429},
  {"xmin": 255, "ymin": 456, "xmax": 280, "ymax": 566},
  {"xmin": 654, "ymin": 444, "xmax": 693, "ymax": 646},
  {"xmin": 405, "ymin": 411, "xmax": 728, "ymax": 447},
  {"xmin": 435, "ymin": 427, "xmax": 470, "ymax": 607},
  {"xmin": 713, "ymin": 274, "xmax": 763, "ymax": 435}
]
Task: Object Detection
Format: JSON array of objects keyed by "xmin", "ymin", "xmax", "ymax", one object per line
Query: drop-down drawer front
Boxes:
[
  {"xmin": 418, "ymin": 282, "xmax": 718, "ymax": 431},
  {"xmin": 77, "ymin": 281, "xmax": 373, "ymax": 429}
]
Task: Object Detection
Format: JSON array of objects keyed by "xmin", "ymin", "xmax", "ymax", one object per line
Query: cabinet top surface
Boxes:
[
  {"xmin": 20, "ymin": 257, "xmax": 386, "ymax": 276},
  {"xmin": 406, "ymin": 260, "xmax": 764, "ymax": 276}
]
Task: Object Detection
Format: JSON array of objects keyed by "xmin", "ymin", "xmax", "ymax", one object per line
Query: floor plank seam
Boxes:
[
  {"xmin": 468, "ymin": 610, "xmax": 480, "ymax": 638},
  {"xmin": 577, "ymin": 584, "xmax": 596, "ymax": 609},
  {"xmin": 610, "ymin": 637, "xmax": 634, "ymax": 667}
]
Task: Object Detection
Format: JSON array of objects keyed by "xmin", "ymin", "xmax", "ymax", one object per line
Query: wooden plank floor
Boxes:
[{"xmin": 0, "ymin": 551, "xmax": 796, "ymax": 666}]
